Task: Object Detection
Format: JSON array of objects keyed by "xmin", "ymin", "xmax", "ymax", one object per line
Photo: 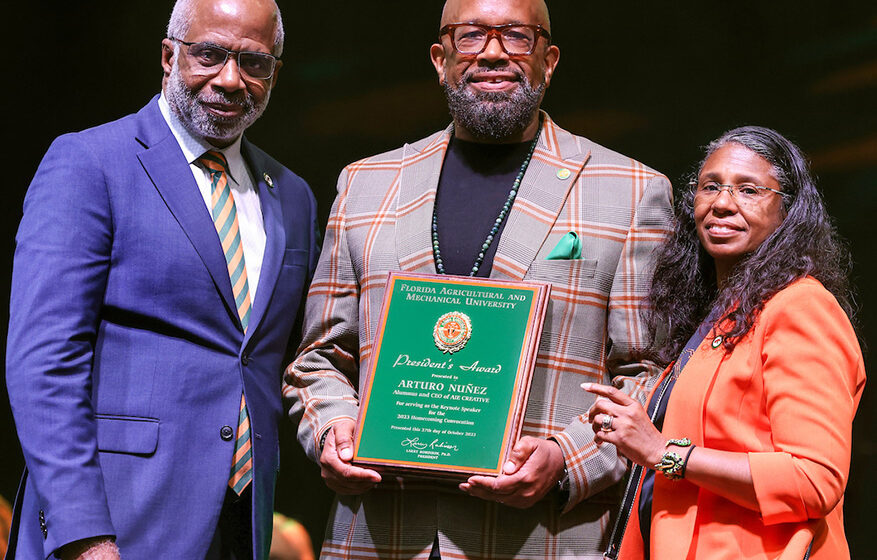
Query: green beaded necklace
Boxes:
[{"xmin": 432, "ymin": 126, "xmax": 542, "ymax": 276}]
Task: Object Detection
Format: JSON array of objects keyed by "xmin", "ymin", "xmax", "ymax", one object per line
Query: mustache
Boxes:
[{"xmin": 195, "ymin": 89, "xmax": 255, "ymax": 112}]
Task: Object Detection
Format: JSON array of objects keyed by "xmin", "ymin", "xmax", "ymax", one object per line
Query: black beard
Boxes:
[{"xmin": 443, "ymin": 72, "xmax": 544, "ymax": 141}]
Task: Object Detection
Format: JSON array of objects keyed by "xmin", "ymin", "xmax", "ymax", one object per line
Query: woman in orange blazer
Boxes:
[{"xmin": 584, "ymin": 126, "xmax": 865, "ymax": 560}]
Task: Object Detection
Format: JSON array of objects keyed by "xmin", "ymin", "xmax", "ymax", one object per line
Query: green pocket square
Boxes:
[{"xmin": 546, "ymin": 231, "xmax": 582, "ymax": 260}]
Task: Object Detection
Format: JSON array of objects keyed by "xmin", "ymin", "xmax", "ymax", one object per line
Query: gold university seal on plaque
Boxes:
[{"xmin": 433, "ymin": 311, "xmax": 472, "ymax": 354}]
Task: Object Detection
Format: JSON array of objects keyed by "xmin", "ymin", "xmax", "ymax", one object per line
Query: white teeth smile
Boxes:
[
  {"xmin": 709, "ymin": 226, "xmax": 737, "ymax": 234},
  {"xmin": 472, "ymin": 76, "xmax": 511, "ymax": 84}
]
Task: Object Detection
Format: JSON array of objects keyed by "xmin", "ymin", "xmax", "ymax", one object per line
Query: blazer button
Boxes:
[
  {"xmin": 241, "ymin": 354, "xmax": 250, "ymax": 366},
  {"xmin": 220, "ymin": 426, "xmax": 234, "ymax": 441}
]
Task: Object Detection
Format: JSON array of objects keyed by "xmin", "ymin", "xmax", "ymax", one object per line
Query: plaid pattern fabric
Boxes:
[{"xmin": 284, "ymin": 115, "xmax": 674, "ymax": 559}]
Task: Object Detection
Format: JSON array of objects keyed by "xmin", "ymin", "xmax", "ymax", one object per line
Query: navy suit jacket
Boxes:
[{"xmin": 5, "ymin": 96, "xmax": 319, "ymax": 559}]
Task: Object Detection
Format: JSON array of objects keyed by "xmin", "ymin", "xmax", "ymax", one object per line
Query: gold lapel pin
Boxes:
[
  {"xmin": 263, "ymin": 172, "xmax": 274, "ymax": 189},
  {"xmin": 556, "ymin": 168, "xmax": 571, "ymax": 180}
]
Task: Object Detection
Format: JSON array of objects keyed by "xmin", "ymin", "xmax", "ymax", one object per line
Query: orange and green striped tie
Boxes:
[{"xmin": 199, "ymin": 150, "xmax": 253, "ymax": 494}]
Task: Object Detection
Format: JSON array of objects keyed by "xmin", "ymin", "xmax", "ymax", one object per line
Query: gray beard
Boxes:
[
  {"xmin": 443, "ymin": 70, "xmax": 544, "ymax": 142},
  {"xmin": 165, "ymin": 57, "xmax": 269, "ymax": 143}
]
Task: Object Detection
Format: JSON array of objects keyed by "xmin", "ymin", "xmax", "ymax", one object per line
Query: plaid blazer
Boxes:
[{"xmin": 284, "ymin": 114, "xmax": 674, "ymax": 559}]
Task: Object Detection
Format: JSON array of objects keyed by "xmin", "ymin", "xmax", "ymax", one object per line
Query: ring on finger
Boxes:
[{"xmin": 600, "ymin": 414, "xmax": 614, "ymax": 432}]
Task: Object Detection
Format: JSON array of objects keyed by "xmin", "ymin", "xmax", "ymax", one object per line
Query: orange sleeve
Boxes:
[{"xmin": 749, "ymin": 280, "xmax": 865, "ymax": 525}]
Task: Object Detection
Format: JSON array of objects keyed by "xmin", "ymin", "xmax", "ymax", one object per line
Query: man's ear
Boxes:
[
  {"xmin": 542, "ymin": 44, "xmax": 560, "ymax": 88},
  {"xmin": 161, "ymin": 38, "xmax": 175, "ymax": 78},
  {"xmin": 429, "ymin": 43, "xmax": 448, "ymax": 85}
]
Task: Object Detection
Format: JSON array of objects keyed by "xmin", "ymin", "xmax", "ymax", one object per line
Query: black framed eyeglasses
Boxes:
[
  {"xmin": 439, "ymin": 23, "xmax": 551, "ymax": 56},
  {"xmin": 689, "ymin": 180, "xmax": 787, "ymax": 208},
  {"xmin": 170, "ymin": 38, "xmax": 279, "ymax": 80}
]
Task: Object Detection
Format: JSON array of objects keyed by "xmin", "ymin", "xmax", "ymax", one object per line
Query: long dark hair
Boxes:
[{"xmin": 646, "ymin": 126, "xmax": 856, "ymax": 365}]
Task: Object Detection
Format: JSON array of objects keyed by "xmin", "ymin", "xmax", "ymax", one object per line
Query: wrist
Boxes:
[
  {"xmin": 647, "ymin": 444, "xmax": 667, "ymax": 467},
  {"xmin": 647, "ymin": 436, "xmax": 676, "ymax": 466},
  {"xmin": 548, "ymin": 437, "xmax": 569, "ymax": 497},
  {"xmin": 318, "ymin": 426, "xmax": 332, "ymax": 452},
  {"xmin": 56, "ymin": 537, "xmax": 118, "ymax": 560},
  {"xmin": 652, "ymin": 437, "xmax": 694, "ymax": 481},
  {"xmin": 679, "ymin": 445, "xmax": 696, "ymax": 478}
]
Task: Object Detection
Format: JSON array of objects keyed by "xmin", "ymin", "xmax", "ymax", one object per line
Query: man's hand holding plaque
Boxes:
[
  {"xmin": 320, "ymin": 420, "xmax": 382, "ymax": 494},
  {"xmin": 460, "ymin": 436, "xmax": 565, "ymax": 508}
]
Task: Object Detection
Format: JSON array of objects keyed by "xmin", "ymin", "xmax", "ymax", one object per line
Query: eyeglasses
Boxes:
[
  {"xmin": 690, "ymin": 180, "xmax": 787, "ymax": 208},
  {"xmin": 170, "ymin": 38, "xmax": 279, "ymax": 80},
  {"xmin": 439, "ymin": 23, "xmax": 551, "ymax": 56}
]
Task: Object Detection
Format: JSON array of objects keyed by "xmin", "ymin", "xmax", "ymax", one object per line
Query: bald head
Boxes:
[
  {"xmin": 440, "ymin": 0, "xmax": 551, "ymax": 33},
  {"xmin": 168, "ymin": 0, "xmax": 284, "ymax": 56}
]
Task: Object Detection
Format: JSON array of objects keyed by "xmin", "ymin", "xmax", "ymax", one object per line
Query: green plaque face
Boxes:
[{"xmin": 354, "ymin": 272, "xmax": 549, "ymax": 477}]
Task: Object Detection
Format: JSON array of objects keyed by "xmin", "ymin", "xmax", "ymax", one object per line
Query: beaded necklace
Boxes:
[{"xmin": 432, "ymin": 128, "xmax": 541, "ymax": 276}]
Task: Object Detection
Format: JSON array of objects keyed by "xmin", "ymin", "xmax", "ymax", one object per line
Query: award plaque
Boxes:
[{"xmin": 353, "ymin": 271, "xmax": 550, "ymax": 479}]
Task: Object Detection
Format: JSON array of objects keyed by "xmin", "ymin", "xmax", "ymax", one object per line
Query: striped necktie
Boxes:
[{"xmin": 198, "ymin": 150, "xmax": 253, "ymax": 494}]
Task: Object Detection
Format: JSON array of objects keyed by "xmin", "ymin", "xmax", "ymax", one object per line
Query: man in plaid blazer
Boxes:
[{"xmin": 284, "ymin": 0, "xmax": 673, "ymax": 557}]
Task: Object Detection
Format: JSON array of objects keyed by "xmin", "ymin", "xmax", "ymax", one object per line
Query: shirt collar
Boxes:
[{"xmin": 158, "ymin": 92, "xmax": 248, "ymax": 186}]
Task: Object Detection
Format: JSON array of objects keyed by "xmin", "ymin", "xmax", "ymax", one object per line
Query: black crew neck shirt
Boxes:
[{"xmin": 433, "ymin": 137, "xmax": 533, "ymax": 277}]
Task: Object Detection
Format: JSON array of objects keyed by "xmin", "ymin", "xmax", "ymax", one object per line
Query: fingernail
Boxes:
[
  {"xmin": 339, "ymin": 448, "xmax": 353, "ymax": 460},
  {"xmin": 581, "ymin": 383, "xmax": 592, "ymax": 390},
  {"xmin": 503, "ymin": 461, "xmax": 516, "ymax": 473}
]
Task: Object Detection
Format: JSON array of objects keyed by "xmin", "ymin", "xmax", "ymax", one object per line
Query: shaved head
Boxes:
[{"xmin": 440, "ymin": 0, "xmax": 551, "ymax": 32}]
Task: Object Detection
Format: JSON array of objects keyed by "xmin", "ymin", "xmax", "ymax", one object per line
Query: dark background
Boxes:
[{"xmin": 3, "ymin": 1, "xmax": 875, "ymax": 555}]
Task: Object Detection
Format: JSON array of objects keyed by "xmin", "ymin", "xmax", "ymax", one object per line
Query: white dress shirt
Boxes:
[{"xmin": 158, "ymin": 93, "xmax": 266, "ymax": 305}]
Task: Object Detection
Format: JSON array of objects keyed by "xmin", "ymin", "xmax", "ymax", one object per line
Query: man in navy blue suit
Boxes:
[{"xmin": 5, "ymin": 0, "xmax": 319, "ymax": 558}]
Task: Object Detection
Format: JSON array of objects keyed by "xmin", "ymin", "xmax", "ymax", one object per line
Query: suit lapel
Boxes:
[
  {"xmin": 491, "ymin": 115, "xmax": 591, "ymax": 281},
  {"xmin": 241, "ymin": 141, "xmax": 283, "ymax": 343},
  {"xmin": 395, "ymin": 129, "xmax": 451, "ymax": 273},
  {"xmin": 136, "ymin": 116, "xmax": 239, "ymax": 325},
  {"xmin": 652, "ymin": 332, "xmax": 725, "ymax": 557},
  {"xmin": 664, "ymin": 335, "xmax": 723, "ymax": 444}
]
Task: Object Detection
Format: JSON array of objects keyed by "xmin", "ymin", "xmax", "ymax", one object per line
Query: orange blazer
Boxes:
[{"xmin": 619, "ymin": 277, "xmax": 866, "ymax": 560}]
